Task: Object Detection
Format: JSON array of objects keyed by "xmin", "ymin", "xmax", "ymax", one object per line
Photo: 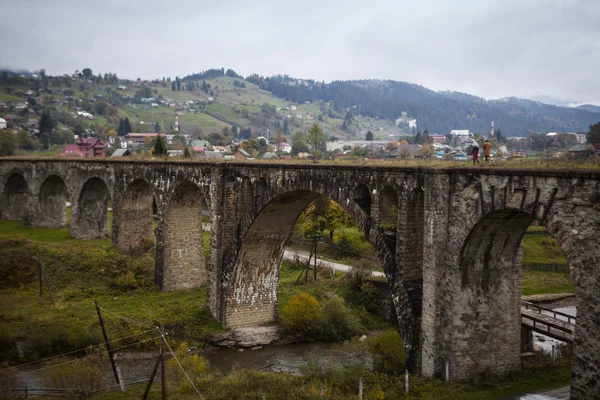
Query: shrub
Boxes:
[
  {"xmin": 280, "ymin": 292, "xmax": 321, "ymax": 340},
  {"xmin": 366, "ymin": 329, "xmax": 406, "ymax": 375},
  {"xmin": 166, "ymin": 343, "xmax": 208, "ymax": 394},
  {"xmin": 115, "ymin": 270, "xmax": 138, "ymax": 291},
  {"xmin": 318, "ymin": 295, "xmax": 363, "ymax": 341},
  {"xmin": 344, "ymin": 258, "xmax": 373, "ymax": 289}
]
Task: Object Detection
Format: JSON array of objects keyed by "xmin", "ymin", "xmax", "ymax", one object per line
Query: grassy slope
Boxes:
[{"xmin": 0, "ymin": 218, "xmax": 217, "ymax": 362}]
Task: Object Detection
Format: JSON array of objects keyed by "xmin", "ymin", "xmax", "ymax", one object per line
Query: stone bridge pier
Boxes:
[{"xmin": 1, "ymin": 159, "xmax": 599, "ymax": 399}]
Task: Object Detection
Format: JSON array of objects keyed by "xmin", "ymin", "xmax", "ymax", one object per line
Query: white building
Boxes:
[
  {"xmin": 278, "ymin": 143, "xmax": 292, "ymax": 153},
  {"xmin": 450, "ymin": 130, "xmax": 472, "ymax": 137},
  {"xmin": 0, "ymin": 118, "xmax": 6, "ymax": 129},
  {"xmin": 77, "ymin": 111, "xmax": 94, "ymax": 119}
]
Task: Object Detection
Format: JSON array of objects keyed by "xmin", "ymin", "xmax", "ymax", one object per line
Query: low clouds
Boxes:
[{"xmin": 1, "ymin": 0, "xmax": 599, "ymax": 104}]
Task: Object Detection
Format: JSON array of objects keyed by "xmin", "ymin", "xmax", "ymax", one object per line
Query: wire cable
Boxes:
[
  {"xmin": 97, "ymin": 305, "xmax": 154, "ymax": 329},
  {"xmin": 157, "ymin": 327, "xmax": 205, "ymax": 399},
  {"xmin": 0, "ymin": 336, "xmax": 161, "ymax": 381},
  {"xmin": 0, "ymin": 329, "xmax": 157, "ymax": 374}
]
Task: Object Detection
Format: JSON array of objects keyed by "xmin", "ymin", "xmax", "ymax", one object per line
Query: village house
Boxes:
[
  {"xmin": 77, "ymin": 111, "xmax": 94, "ymax": 119},
  {"xmin": 0, "ymin": 118, "xmax": 6, "ymax": 129},
  {"xmin": 233, "ymin": 149, "xmax": 249, "ymax": 160},
  {"xmin": 277, "ymin": 143, "xmax": 293, "ymax": 153},
  {"xmin": 568, "ymin": 144, "xmax": 589, "ymax": 159},
  {"xmin": 110, "ymin": 149, "xmax": 132, "ymax": 158},
  {"xmin": 428, "ymin": 134, "xmax": 446, "ymax": 144},
  {"xmin": 124, "ymin": 133, "xmax": 159, "ymax": 148},
  {"xmin": 59, "ymin": 137, "xmax": 106, "ymax": 158},
  {"xmin": 450, "ymin": 130, "xmax": 472, "ymax": 137}
]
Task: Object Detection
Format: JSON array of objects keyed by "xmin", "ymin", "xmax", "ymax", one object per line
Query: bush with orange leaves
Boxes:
[{"xmin": 280, "ymin": 292, "xmax": 321, "ymax": 340}]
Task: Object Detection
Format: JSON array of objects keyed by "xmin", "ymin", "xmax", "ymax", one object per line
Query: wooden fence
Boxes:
[{"xmin": 522, "ymin": 262, "xmax": 570, "ymax": 273}]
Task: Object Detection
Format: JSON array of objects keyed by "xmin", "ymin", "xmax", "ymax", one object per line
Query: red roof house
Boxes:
[
  {"xmin": 58, "ymin": 138, "xmax": 106, "ymax": 158},
  {"xmin": 58, "ymin": 144, "xmax": 86, "ymax": 157}
]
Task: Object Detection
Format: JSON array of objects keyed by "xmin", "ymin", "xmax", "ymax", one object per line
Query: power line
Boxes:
[
  {"xmin": 0, "ymin": 329, "xmax": 157, "ymax": 374},
  {"xmin": 97, "ymin": 305, "xmax": 154, "ymax": 329},
  {"xmin": 157, "ymin": 327, "xmax": 204, "ymax": 399},
  {"xmin": 0, "ymin": 336, "xmax": 161, "ymax": 382}
]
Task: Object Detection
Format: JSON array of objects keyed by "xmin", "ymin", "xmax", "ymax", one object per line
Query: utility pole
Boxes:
[
  {"xmin": 94, "ymin": 301, "xmax": 121, "ymax": 386},
  {"xmin": 160, "ymin": 326, "xmax": 167, "ymax": 400},
  {"xmin": 313, "ymin": 235, "xmax": 318, "ymax": 282}
]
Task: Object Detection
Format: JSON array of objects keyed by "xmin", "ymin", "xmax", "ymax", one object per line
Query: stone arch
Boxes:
[
  {"xmin": 352, "ymin": 184, "xmax": 371, "ymax": 216},
  {"xmin": 451, "ymin": 208, "xmax": 533, "ymax": 378},
  {"xmin": 2, "ymin": 172, "xmax": 30, "ymax": 220},
  {"xmin": 117, "ymin": 179, "xmax": 156, "ymax": 254},
  {"xmin": 162, "ymin": 181, "xmax": 204, "ymax": 291},
  {"xmin": 222, "ymin": 189, "xmax": 321, "ymax": 328},
  {"xmin": 36, "ymin": 175, "xmax": 68, "ymax": 228},
  {"xmin": 71, "ymin": 177, "xmax": 110, "ymax": 239},
  {"xmin": 448, "ymin": 198, "xmax": 600, "ymax": 391}
]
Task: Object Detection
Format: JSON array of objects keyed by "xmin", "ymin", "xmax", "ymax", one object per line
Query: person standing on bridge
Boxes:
[
  {"xmin": 471, "ymin": 140, "xmax": 480, "ymax": 164},
  {"xmin": 483, "ymin": 139, "xmax": 492, "ymax": 162}
]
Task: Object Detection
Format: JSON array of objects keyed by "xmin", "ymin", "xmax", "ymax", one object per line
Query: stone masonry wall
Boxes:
[
  {"xmin": 117, "ymin": 180, "xmax": 154, "ymax": 254},
  {"xmin": 1, "ymin": 159, "xmax": 599, "ymax": 398},
  {"xmin": 162, "ymin": 182, "xmax": 205, "ymax": 291}
]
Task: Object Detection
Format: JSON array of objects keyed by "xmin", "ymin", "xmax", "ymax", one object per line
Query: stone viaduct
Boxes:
[{"xmin": 1, "ymin": 159, "xmax": 599, "ymax": 399}]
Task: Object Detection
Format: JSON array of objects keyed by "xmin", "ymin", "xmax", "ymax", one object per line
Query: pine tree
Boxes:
[
  {"xmin": 39, "ymin": 109, "xmax": 53, "ymax": 149},
  {"xmin": 123, "ymin": 117, "xmax": 133, "ymax": 135},
  {"xmin": 152, "ymin": 134, "xmax": 168, "ymax": 157},
  {"xmin": 117, "ymin": 118, "xmax": 125, "ymax": 136}
]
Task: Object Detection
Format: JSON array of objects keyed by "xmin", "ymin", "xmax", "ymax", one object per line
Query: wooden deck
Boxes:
[{"xmin": 521, "ymin": 300, "xmax": 575, "ymax": 343}]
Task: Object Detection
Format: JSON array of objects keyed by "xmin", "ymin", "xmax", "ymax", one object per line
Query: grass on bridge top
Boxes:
[{"xmin": 4, "ymin": 154, "xmax": 600, "ymax": 173}]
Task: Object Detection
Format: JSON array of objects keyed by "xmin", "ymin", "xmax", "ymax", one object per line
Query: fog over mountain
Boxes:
[{"xmin": 1, "ymin": 0, "xmax": 599, "ymax": 106}]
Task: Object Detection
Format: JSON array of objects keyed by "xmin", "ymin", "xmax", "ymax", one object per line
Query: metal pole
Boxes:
[
  {"xmin": 313, "ymin": 237, "xmax": 317, "ymax": 282},
  {"xmin": 38, "ymin": 256, "xmax": 43, "ymax": 304},
  {"xmin": 405, "ymin": 370, "xmax": 409, "ymax": 394},
  {"xmin": 142, "ymin": 352, "xmax": 162, "ymax": 400},
  {"xmin": 94, "ymin": 300, "xmax": 120, "ymax": 385},
  {"xmin": 160, "ymin": 332, "xmax": 167, "ymax": 400}
]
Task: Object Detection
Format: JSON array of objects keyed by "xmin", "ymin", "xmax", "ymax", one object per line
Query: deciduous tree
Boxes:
[{"xmin": 307, "ymin": 123, "xmax": 325, "ymax": 160}]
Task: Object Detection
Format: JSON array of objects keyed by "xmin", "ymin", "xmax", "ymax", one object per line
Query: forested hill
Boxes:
[{"xmin": 239, "ymin": 75, "xmax": 600, "ymax": 135}]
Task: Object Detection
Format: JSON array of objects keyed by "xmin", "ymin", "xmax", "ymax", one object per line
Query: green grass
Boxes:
[
  {"xmin": 0, "ymin": 209, "xmax": 113, "ymax": 247},
  {"xmin": 87, "ymin": 357, "xmax": 571, "ymax": 400},
  {"xmin": 522, "ymin": 228, "xmax": 567, "ymax": 263},
  {"xmin": 522, "ymin": 270, "xmax": 574, "ymax": 295}
]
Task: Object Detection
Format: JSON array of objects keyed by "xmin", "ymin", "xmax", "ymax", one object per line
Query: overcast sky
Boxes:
[{"xmin": 2, "ymin": 0, "xmax": 599, "ymax": 105}]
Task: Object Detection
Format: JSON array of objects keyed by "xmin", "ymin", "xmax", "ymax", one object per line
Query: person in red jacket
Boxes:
[{"xmin": 471, "ymin": 140, "xmax": 480, "ymax": 164}]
